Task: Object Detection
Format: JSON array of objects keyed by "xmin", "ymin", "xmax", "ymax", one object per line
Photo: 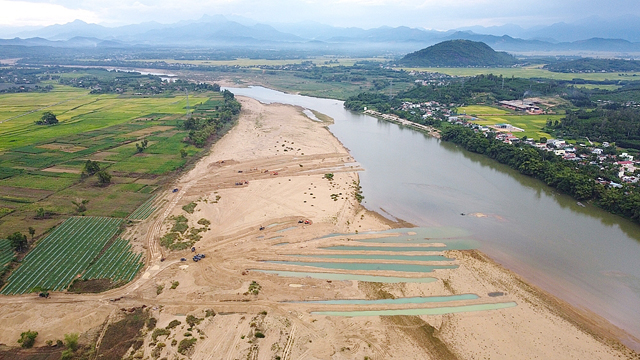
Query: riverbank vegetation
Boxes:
[{"xmin": 441, "ymin": 126, "xmax": 640, "ymax": 222}]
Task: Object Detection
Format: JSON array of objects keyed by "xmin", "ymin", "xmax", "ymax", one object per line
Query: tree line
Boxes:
[
  {"xmin": 184, "ymin": 90, "xmax": 241, "ymax": 147},
  {"xmin": 345, "ymin": 74, "xmax": 567, "ymax": 110},
  {"xmin": 441, "ymin": 126, "xmax": 640, "ymax": 223},
  {"xmin": 549, "ymin": 107, "xmax": 640, "ymax": 149}
]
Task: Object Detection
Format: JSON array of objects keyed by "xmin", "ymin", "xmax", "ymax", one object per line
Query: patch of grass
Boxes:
[
  {"xmin": 0, "ymin": 173, "xmax": 79, "ymax": 191},
  {"xmin": 186, "ymin": 314, "xmax": 203, "ymax": 327},
  {"xmin": 178, "ymin": 338, "xmax": 197, "ymax": 355},
  {"xmin": 98, "ymin": 307, "xmax": 149, "ymax": 360},
  {"xmin": 166, "ymin": 320, "xmax": 181, "ymax": 329},
  {"xmin": 182, "ymin": 202, "xmax": 197, "ymax": 214},
  {"xmin": 68, "ymin": 278, "xmax": 115, "ymax": 293},
  {"xmin": 151, "ymin": 328, "xmax": 171, "ymax": 341},
  {"xmin": 171, "ymin": 215, "xmax": 189, "ymax": 233},
  {"xmin": 160, "ymin": 232, "xmax": 179, "ymax": 248}
]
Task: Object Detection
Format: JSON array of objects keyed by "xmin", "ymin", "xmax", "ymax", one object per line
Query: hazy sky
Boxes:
[{"xmin": 1, "ymin": 0, "xmax": 639, "ymax": 29}]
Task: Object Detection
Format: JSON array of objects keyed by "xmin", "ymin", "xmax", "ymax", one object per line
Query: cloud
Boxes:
[
  {"xmin": 0, "ymin": 0, "xmax": 99, "ymax": 26},
  {"xmin": 1, "ymin": 0, "xmax": 639, "ymax": 29}
]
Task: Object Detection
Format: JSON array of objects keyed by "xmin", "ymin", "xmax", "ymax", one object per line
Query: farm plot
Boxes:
[
  {"xmin": 128, "ymin": 194, "xmax": 158, "ymax": 220},
  {"xmin": 0, "ymin": 239, "xmax": 15, "ymax": 272},
  {"xmin": 0, "ymin": 216, "xmax": 122, "ymax": 294},
  {"xmin": 82, "ymin": 239, "xmax": 143, "ymax": 283}
]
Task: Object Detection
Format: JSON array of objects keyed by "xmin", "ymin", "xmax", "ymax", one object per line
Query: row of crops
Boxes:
[
  {"xmin": 83, "ymin": 239, "xmax": 143, "ymax": 283},
  {"xmin": 0, "ymin": 216, "xmax": 141, "ymax": 294},
  {"xmin": 128, "ymin": 194, "xmax": 158, "ymax": 220},
  {"xmin": 0, "ymin": 239, "xmax": 16, "ymax": 272}
]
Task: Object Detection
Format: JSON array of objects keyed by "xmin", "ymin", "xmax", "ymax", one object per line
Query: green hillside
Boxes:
[{"xmin": 399, "ymin": 40, "xmax": 517, "ymax": 67}]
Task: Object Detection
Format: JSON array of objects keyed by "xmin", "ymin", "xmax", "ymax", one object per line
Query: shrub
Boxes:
[
  {"xmin": 64, "ymin": 333, "xmax": 79, "ymax": 351},
  {"xmin": 247, "ymin": 281, "xmax": 261, "ymax": 295},
  {"xmin": 83, "ymin": 160, "xmax": 100, "ymax": 176},
  {"xmin": 186, "ymin": 315, "xmax": 203, "ymax": 327},
  {"xmin": 254, "ymin": 332, "xmax": 265, "ymax": 338},
  {"xmin": 35, "ymin": 111, "xmax": 58, "ymax": 125},
  {"xmin": 18, "ymin": 330, "xmax": 38, "ymax": 348},
  {"xmin": 151, "ymin": 328, "xmax": 171, "ymax": 341},
  {"xmin": 178, "ymin": 338, "xmax": 197, "ymax": 355},
  {"xmin": 97, "ymin": 170, "xmax": 112, "ymax": 186},
  {"xmin": 7, "ymin": 232, "xmax": 27, "ymax": 252},
  {"xmin": 60, "ymin": 349, "xmax": 74, "ymax": 360},
  {"xmin": 182, "ymin": 202, "xmax": 197, "ymax": 214},
  {"xmin": 166, "ymin": 320, "xmax": 181, "ymax": 329},
  {"xmin": 170, "ymin": 281, "xmax": 179, "ymax": 289}
]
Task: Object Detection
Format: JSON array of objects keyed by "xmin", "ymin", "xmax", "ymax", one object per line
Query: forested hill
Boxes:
[
  {"xmin": 399, "ymin": 40, "xmax": 517, "ymax": 67},
  {"xmin": 544, "ymin": 58, "xmax": 640, "ymax": 73}
]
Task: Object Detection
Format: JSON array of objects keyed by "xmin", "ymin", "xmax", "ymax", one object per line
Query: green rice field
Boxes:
[
  {"xmin": 0, "ymin": 216, "xmax": 125, "ymax": 294},
  {"xmin": 469, "ymin": 114, "xmax": 564, "ymax": 139},
  {"xmin": 0, "ymin": 85, "xmax": 207, "ymax": 151},
  {"xmin": 0, "ymin": 85, "xmax": 222, "ymax": 237},
  {"xmin": 82, "ymin": 238, "xmax": 143, "ymax": 283},
  {"xmin": 0, "ymin": 239, "xmax": 15, "ymax": 272},
  {"xmin": 128, "ymin": 194, "xmax": 158, "ymax": 220},
  {"xmin": 457, "ymin": 105, "xmax": 511, "ymax": 115}
]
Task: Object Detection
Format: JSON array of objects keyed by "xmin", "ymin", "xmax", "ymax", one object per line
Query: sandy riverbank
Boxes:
[{"xmin": 0, "ymin": 96, "xmax": 637, "ymax": 359}]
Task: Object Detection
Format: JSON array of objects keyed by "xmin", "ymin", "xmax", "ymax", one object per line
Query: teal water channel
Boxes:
[
  {"xmin": 265, "ymin": 261, "xmax": 457, "ymax": 273},
  {"xmin": 276, "ymin": 226, "xmax": 297, "ymax": 233},
  {"xmin": 321, "ymin": 226, "xmax": 471, "ymax": 240},
  {"xmin": 288, "ymin": 294, "xmax": 478, "ymax": 304},
  {"xmin": 286, "ymin": 254, "xmax": 453, "ymax": 261},
  {"xmin": 311, "ymin": 302, "xmax": 518, "ymax": 317},
  {"xmin": 226, "ymin": 86, "xmax": 640, "ymax": 345},
  {"xmin": 322, "ymin": 244, "xmax": 472, "ymax": 251},
  {"xmin": 253, "ymin": 270, "xmax": 437, "ymax": 283}
]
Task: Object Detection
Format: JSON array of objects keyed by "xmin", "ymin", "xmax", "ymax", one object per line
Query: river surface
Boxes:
[{"xmin": 225, "ymin": 86, "xmax": 640, "ymax": 347}]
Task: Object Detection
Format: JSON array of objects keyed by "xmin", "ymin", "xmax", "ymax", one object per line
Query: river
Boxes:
[{"xmin": 225, "ymin": 85, "xmax": 640, "ymax": 348}]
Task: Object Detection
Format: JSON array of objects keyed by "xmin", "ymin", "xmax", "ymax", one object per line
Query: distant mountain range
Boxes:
[{"xmin": 1, "ymin": 15, "xmax": 640, "ymax": 55}]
